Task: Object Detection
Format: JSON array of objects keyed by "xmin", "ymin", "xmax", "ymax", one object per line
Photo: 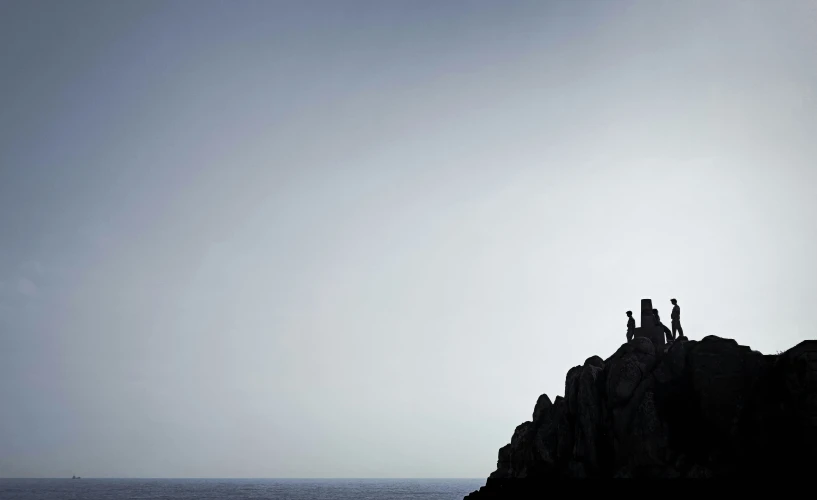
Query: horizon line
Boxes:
[{"xmin": 0, "ymin": 477, "xmax": 484, "ymax": 480}]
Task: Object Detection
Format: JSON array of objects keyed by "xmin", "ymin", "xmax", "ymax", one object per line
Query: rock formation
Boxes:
[{"xmin": 465, "ymin": 335, "xmax": 817, "ymax": 495}]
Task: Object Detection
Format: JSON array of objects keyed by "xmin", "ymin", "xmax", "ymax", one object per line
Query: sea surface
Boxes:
[{"xmin": 0, "ymin": 478, "xmax": 485, "ymax": 500}]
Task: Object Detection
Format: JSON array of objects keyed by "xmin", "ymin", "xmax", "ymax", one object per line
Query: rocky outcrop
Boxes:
[{"xmin": 466, "ymin": 336, "xmax": 817, "ymax": 495}]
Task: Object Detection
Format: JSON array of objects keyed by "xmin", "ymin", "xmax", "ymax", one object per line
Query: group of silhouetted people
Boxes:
[{"xmin": 625, "ymin": 298, "xmax": 684, "ymax": 343}]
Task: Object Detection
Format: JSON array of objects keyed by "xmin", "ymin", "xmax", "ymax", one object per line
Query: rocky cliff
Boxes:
[{"xmin": 466, "ymin": 335, "xmax": 817, "ymax": 495}]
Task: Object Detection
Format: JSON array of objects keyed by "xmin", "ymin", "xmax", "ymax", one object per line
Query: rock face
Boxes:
[{"xmin": 465, "ymin": 336, "xmax": 817, "ymax": 496}]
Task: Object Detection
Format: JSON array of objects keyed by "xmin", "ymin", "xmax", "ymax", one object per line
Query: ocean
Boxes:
[{"xmin": 0, "ymin": 478, "xmax": 485, "ymax": 499}]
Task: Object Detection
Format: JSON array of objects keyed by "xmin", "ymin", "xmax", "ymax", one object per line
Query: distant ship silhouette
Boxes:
[{"xmin": 72, "ymin": 475, "xmax": 81, "ymax": 479}]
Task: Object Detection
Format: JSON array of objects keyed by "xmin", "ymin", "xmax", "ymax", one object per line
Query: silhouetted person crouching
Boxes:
[
  {"xmin": 671, "ymin": 298, "xmax": 683, "ymax": 338},
  {"xmin": 626, "ymin": 311, "xmax": 635, "ymax": 341},
  {"xmin": 653, "ymin": 308, "xmax": 673, "ymax": 342}
]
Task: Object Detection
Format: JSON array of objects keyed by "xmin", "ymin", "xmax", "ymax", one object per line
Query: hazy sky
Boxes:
[{"xmin": 1, "ymin": 0, "xmax": 816, "ymax": 479}]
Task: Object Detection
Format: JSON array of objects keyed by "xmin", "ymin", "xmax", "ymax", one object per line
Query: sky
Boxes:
[{"xmin": 1, "ymin": 0, "xmax": 816, "ymax": 479}]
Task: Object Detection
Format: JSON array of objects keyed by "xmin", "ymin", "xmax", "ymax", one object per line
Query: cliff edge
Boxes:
[{"xmin": 466, "ymin": 335, "xmax": 817, "ymax": 495}]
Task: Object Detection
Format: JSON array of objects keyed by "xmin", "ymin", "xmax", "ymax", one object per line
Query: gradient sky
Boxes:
[{"xmin": 1, "ymin": 0, "xmax": 816, "ymax": 479}]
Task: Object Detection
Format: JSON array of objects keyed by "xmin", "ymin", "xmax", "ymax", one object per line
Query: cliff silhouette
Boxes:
[{"xmin": 465, "ymin": 310, "xmax": 816, "ymax": 494}]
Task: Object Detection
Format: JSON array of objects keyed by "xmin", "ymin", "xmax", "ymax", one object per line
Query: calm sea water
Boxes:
[{"xmin": 0, "ymin": 478, "xmax": 485, "ymax": 500}]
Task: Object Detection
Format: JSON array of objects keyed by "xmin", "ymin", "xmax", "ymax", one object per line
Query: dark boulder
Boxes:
[
  {"xmin": 605, "ymin": 337, "xmax": 656, "ymax": 408},
  {"xmin": 532, "ymin": 393, "xmax": 552, "ymax": 424},
  {"xmin": 573, "ymin": 356, "xmax": 605, "ymax": 473},
  {"xmin": 466, "ymin": 335, "xmax": 817, "ymax": 497}
]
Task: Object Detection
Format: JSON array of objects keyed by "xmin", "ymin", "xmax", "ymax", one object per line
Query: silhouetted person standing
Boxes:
[
  {"xmin": 653, "ymin": 308, "xmax": 673, "ymax": 342},
  {"xmin": 671, "ymin": 298, "xmax": 683, "ymax": 338},
  {"xmin": 626, "ymin": 311, "xmax": 635, "ymax": 341}
]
